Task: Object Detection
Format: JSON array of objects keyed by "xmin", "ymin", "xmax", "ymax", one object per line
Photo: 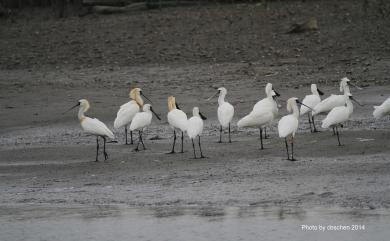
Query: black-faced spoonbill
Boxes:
[
  {"xmin": 65, "ymin": 99, "xmax": 115, "ymax": 162},
  {"xmin": 278, "ymin": 97, "xmax": 312, "ymax": 161},
  {"xmin": 207, "ymin": 87, "xmax": 234, "ymax": 143},
  {"xmin": 114, "ymin": 88, "xmax": 152, "ymax": 145},
  {"xmin": 237, "ymin": 91, "xmax": 278, "ymax": 150},
  {"xmin": 300, "ymin": 84, "xmax": 324, "ymax": 132},
  {"xmin": 130, "ymin": 104, "xmax": 161, "ymax": 151},
  {"xmin": 253, "ymin": 83, "xmax": 280, "ymax": 138},
  {"xmin": 187, "ymin": 107, "xmax": 207, "ymax": 159},
  {"xmin": 373, "ymin": 97, "xmax": 390, "ymax": 119},
  {"xmin": 321, "ymin": 94, "xmax": 362, "ymax": 146},
  {"xmin": 167, "ymin": 96, "xmax": 188, "ymax": 153}
]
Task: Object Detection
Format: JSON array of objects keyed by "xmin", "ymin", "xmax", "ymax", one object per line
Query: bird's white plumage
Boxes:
[
  {"xmin": 218, "ymin": 102, "xmax": 234, "ymax": 127},
  {"xmin": 238, "ymin": 110, "xmax": 274, "ymax": 128},
  {"xmin": 312, "ymin": 78, "xmax": 350, "ymax": 116},
  {"xmin": 82, "ymin": 117, "xmax": 115, "ymax": 139},
  {"xmin": 114, "ymin": 100, "xmax": 140, "ymax": 129},
  {"xmin": 321, "ymin": 96, "xmax": 354, "ymax": 128},
  {"xmin": 130, "ymin": 104, "xmax": 153, "ymax": 131},
  {"xmin": 300, "ymin": 84, "xmax": 322, "ymax": 116},
  {"xmin": 278, "ymin": 97, "xmax": 300, "ymax": 138},
  {"xmin": 278, "ymin": 115, "xmax": 299, "ymax": 138},
  {"xmin": 187, "ymin": 107, "xmax": 204, "ymax": 139},
  {"xmin": 373, "ymin": 97, "xmax": 390, "ymax": 119},
  {"xmin": 168, "ymin": 109, "xmax": 188, "ymax": 132},
  {"xmin": 253, "ymin": 83, "xmax": 278, "ymax": 117}
]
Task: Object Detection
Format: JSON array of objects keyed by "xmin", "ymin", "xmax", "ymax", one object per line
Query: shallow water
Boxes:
[{"xmin": 0, "ymin": 205, "xmax": 389, "ymax": 241}]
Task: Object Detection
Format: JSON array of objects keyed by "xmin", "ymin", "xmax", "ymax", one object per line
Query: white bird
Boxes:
[
  {"xmin": 300, "ymin": 84, "xmax": 324, "ymax": 132},
  {"xmin": 253, "ymin": 83, "xmax": 280, "ymax": 138},
  {"xmin": 167, "ymin": 96, "xmax": 188, "ymax": 153},
  {"xmin": 321, "ymin": 93, "xmax": 361, "ymax": 146},
  {"xmin": 207, "ymin": 87, "xmax": 234, "ymax": 143},
  {"xmin": 130, "ymin": 104, "xmax": 161, "ymax": 151},
  {"xmin": 65, "ymin": 99, "xmax": 115, "ymax": 162},
  {"xmin": 312, "ymin": 77, "xmax": 351, "ymax": 116},
  {"xmin": 373, "ymin": 97, "xmax": 390, "ymax": 119},
  {"xmin": 114, "ymin": 88, "xmax": 152, "ymax": 145},
  {"xmin": 237, "ymin": 92, "xmax": 278, "ymax": 150},
  {"xmin": 187, "ymin": 107, "xmax": 207, "ymax": 158},
  {"xmin": 278, "ymin": 97, "xmax": 311, "ymax": 161}
]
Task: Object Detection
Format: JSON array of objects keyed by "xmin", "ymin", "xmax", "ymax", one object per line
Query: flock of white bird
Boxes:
[{"xmin": 66, "ymin": 77, "xmax": 390, "ymax": 162}]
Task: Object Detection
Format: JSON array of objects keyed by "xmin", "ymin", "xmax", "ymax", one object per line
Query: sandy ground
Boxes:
[{"xmin": 1, "ymin": 0, "xmax": 390, "ymax": 214}]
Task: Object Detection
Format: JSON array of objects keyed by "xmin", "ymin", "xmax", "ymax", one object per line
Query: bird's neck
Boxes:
[
  {"xmin": 218, "ymin": 93, "xmax": 226, "ymax": 106},
  {"xmin": 78, "ymin": 107, "xmax": 86, "ymax": 122},
  {"xmin": 346, "ymin": 99, "xmax": 354, "ymax": 114},
  {"xmin": 292, "ymin": 104, "xmax": 300, "ymax": 118},
  {"xmin": 135, "ymin": 95, "xmax": 144, "ymax": 107}
]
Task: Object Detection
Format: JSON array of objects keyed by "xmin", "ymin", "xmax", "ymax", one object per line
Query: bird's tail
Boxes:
[
  {"xmin": 237, "ymin": 115, "xmax": 251, "ymax": 128},
  {"xmin": 321, "ymin": 118, "xmax": 330, "ymax": 129},
  {"xmin": 373, "ymin": 106, "xmax": 381, "ymax": 119}
]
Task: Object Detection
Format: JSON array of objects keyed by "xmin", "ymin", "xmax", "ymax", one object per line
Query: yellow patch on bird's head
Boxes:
[
  {"xmin": 167, "ymin": 96, "xmax": 176, "ymax": 111},
  {"xmin": 79, "ymin": 99, "xmax": 90, "ymax": 113}
]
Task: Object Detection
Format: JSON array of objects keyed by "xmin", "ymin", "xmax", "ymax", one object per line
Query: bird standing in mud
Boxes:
[
  {"xmin": 65, "ymin": 99, "xmax": 115, "ymax": 162},
  {"xmin": 252, "ymin": 83, "xmax": 280, "ymax": 139},
  {"xmin": 187, "ymin": 107, "xmax": 207, "ymax": 158},
  {"xmin": 322, "ymin": 93, "xmax": 362, "ymax": 146},
  {"xmin": 373, "ymin": 97, "xmax": 390, "ymax": 119},
  {"xmin": 114, "ymin": 88, "xmax": 152, "ymax": 145},
  {"xmin": 130, "ymin": 104, "xmax": 161, "ymax": 151},
  {"xmin": 278, "ymin": 97, "xmax": 312, "ymax": 161},
  {"xmin": 238, "ymin": 91, "xmax": 278, "ymax": 150},
  {"xmin": 300, "ymin": 84, "xmax": 324, "ymax": 132},
  {"xmin": 167, "ymin": 96, "xmax": 188, "ymax": 153},
  {"xmin": 207, "ymin": 87, "xmax": 234, "ymax": 143}
]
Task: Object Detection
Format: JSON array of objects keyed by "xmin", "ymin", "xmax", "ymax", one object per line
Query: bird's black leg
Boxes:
[
  {"xmin": 312, "ymin": 115, "xmax": 319, "ymax": 132},
  {"xmin": 285, "ymin": 137, "xmax": 290, "ymax": 160},
  {"xmin": 103, "ymin": 137, "xmax": 108, "ymax": 161},
  {"xmin": 134, "ymin": 131, "xmax": 141, "ymax": 152},
  {"xmin": 192, "ymin": 139, "xmax": 197, "ymax": 159},
  {"xmin": 139, "ymin": 130, "xmax": 146, "ymax": 150},
  {"xmin": 264, "ymin": 127, "xmax": 269, "ymax": 139},
  {"xmin": 168, "ymin": 130, "xmax": 176, "ymax": 154},
  {"xmin": 180, "ymin": 131, "xmax": 184, "ymax": 153},
  {"xmin": 125, "ymin": 127, "xmax": 128, "ymax": 145},
  {"xmin": 96, "ymin": 136, "xmax": 99, "ymax": 162},
  {"xmin": 332, "ymin": 127, "xmax": 336, "ymax": 136},
  {"xmin": 290, "ymin": 136, "xmax": 296, "ymax": 161},
  {"xmin": 198, "ymin": 135, "xmax": 205, "ymax": 158},
  {"xmin": 308, "ymin": 113, "xmax": 313, "ymax": 132},
  {"xmin": 260, "ymin": 128, "xmax": 264, "ymax": 150},
  {"xmin": 336, "ymin": 126, "xmax": 342, "ymax": 146},
  {"xmin": 218, "ymin": 125, "xmax": 222, "ymax": 143},
  {"xmin": 228, "ymin": 123, "xmax": 232, "ymax": 143},
  {"xmin": 130, "ymin": 131, "xmax": 134, "ymax": 144}
]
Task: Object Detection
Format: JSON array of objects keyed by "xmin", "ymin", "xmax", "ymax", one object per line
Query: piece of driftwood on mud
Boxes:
[
  {"xmin": 83, "ymin": 0, "xmax": 130, "ymax": 7},
  {"xmin": 91, "ymin": 2, "xmax": 147, "ymax": 14},
  {"xmin": 287, "ymin": 18, "xmax": 318, "ymax": 34}
]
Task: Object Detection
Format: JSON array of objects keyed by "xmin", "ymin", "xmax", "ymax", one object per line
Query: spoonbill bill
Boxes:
[
  {"xmin": 114, "ymin": 88, "xmax": 152, "ymax": 145},
  {"xmin": 65, "ymin": 99, "xmax": 115, "ymax": 162},
  {"xmin": 321, "ymin": 93, "xmax": 361, "ymax": 146},
  {"xmin": 253, "ymin": 83, "xmax": 280, "ymax": 139},
  {"xmin": 237, "ymin": 91, "xmax": 278, "ymax": 150},
  {"xmin": 373, "ymin": 97, "xmax": 390, "ymax": 119},
  {"xmin": 278, "ymin": 97, "xmax": 312, "ymax": 161},
  {"xmin": 167, "ymin": 96, "xmax": 188, "ymax": 153},
  {"xmin": 130, "ymin": 104, "xmax": 161, "ymax": 151},
  {"xmin": 187, "ymin": 107, "xmax": 207, "ymax": 158},
  {"xmin": 300, "ymin": 84, "xmax": 324, "ymax": 132},
  {"xmin": 207, "ymin": 87, "xmax": 234, "ymax": 143}
]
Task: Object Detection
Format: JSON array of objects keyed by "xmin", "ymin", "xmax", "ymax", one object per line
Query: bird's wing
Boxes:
[
  {"xmin": 278, "ymin": 115, "xmax": 298, "ymax": 138},
  {"xmin": 168, "ymin": 109, "xmax": 188, "ymax": 132},
  {"xmin": 218, "ymin": 102, "xmax": 234, "ymax": 127},
  {"xmin": 321, "ymin": 107, "xmax": 348, "ymax": 128},
  {"xmin": 238, "ymin": 110, "xmax": 273, "ymax": 128},
  {"xmin": 313, "ymin": 94, "xmax": 344, "ymax": 115},
  {"xmin": 300, "ymin": 95, "xmax": 320, "ymax": 115},
  {"xmin": 114, "ymin": 101, "xmax": 140, "ymax": 128},
  {"xmin": 83, "ymin": 117, "xmax": 115, "ymax": 139}
]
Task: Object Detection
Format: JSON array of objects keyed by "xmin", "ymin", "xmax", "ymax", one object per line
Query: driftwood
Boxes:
[
  {"xmin": 83, "ymin": 0, "xmax": 130, "ymax": 7},
  {"xmin": 90, "ymin": 2, "xmax": 147, "ymax": 14},
  {"xmin": 287, "ymin": 18, "xmax": 318, "ymax": 34}
]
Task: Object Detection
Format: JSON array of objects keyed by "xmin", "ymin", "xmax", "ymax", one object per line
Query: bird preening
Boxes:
[{"xmin": 64, "ymin": 78, "xmax": 382, "ymax": 162}]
